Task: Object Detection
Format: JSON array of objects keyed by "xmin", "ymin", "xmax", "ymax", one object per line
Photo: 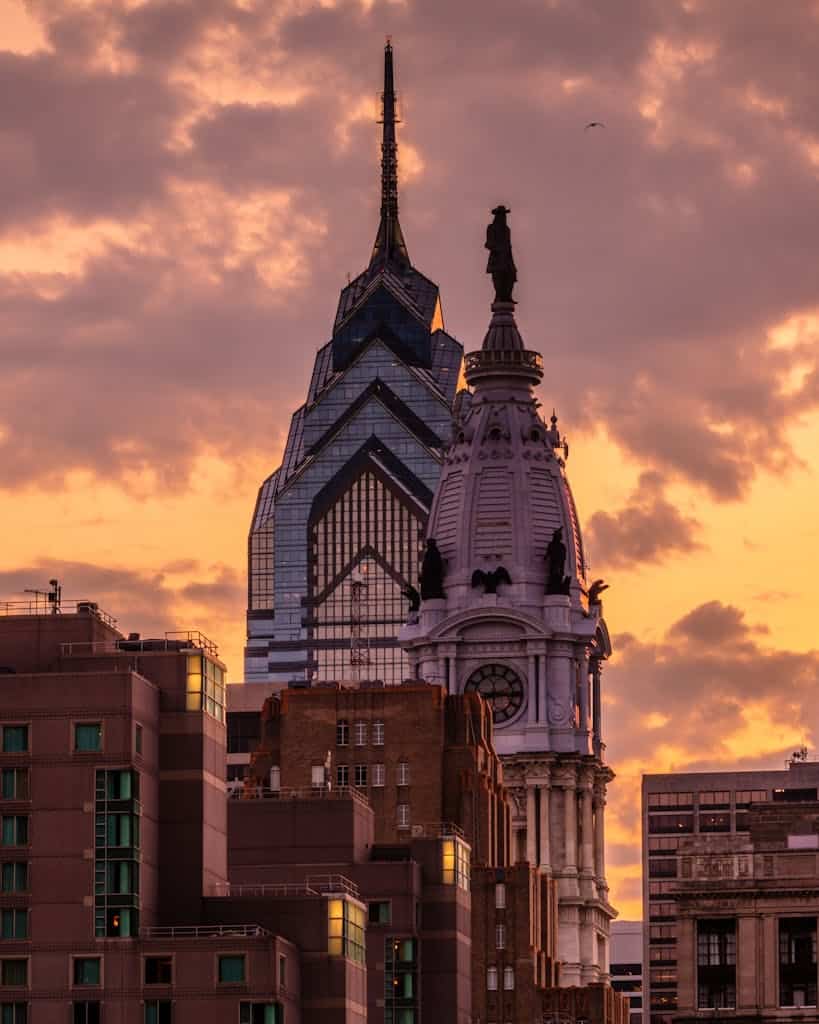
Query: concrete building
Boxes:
[
  {"xmin": 400, "ymin": 212, "xmax": 616, "ymax": 985},
  {"xmin": 670, "ymin": 797, "xmax": 819, "ymax": 1023},
  {"xmin": 611, "ymin": 921, "xmax": 643, "ymax": 1024},
  {"xmin": 641, "ymin": 759, "xmax": 819, "ymax": 1024},
  {"xmin": 242, "ymin": 41, "xmax": 462, "ymax": 688}
]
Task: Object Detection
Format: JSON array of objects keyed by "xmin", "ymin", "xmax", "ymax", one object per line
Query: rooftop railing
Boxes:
[
  {"xmin": 140, "ymin": 924, "xmax": 272, "ymax": 939},
  {"xmin": 211, "ymin": 874, "xmax": 359, "ymax": 899},
  {"xmin": 0, "ymin": 599, "xmax": 117, "ymax": 629},
  {"xmin": 464, "ymin": 349, "xmax": 543, "ymax": 374},
  {"xmin": 60, "ymin": 630, "xmax": 219, "ymax": 659},
  {"xmin": 408, "ymin": 822, "xmax": 466, "ymax": 840},
  {"xmin": 230, "ymin": 785, "xmax": 371, "ymax": 808}
]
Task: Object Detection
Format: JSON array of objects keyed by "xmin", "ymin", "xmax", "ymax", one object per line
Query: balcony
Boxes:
[{"xmin": 230, "ymin": 785, "xmax": 371, "ymax": 808}]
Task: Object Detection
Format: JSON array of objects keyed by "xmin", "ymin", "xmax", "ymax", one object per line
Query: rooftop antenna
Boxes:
[{"xmin": 48, "ymin": 579, "xmax": 62, "ymax": 614}]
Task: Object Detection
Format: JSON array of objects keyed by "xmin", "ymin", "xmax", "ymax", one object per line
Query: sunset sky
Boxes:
[{"xmin": 3, "ymin": 0, "xmax": 819, "ymax": 919}]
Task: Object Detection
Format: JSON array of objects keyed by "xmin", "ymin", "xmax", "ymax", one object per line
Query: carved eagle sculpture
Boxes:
[
  {"xmin": 588, "ymin": 579, "xmax": 609, "ymax": 605},
  {"xmin": 471, "ymin": 567, "xmax": 512, "ymax": 594},
  {"xmin": 401, "ymin": 584, "xmax": 421, "ymax": 613}
]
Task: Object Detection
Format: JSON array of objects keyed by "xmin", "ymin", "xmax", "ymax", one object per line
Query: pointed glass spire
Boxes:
[{"xmin": 370, "ymin": 40, "xmax": 410, "ymax": 270}]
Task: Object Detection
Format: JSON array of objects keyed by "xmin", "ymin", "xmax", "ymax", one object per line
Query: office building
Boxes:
[{"xmin": 611, "ymin": 921, "xmax": 643, "ymax": 1024}]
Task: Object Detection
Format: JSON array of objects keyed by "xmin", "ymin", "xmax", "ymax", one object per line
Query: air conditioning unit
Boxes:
[{"xmin": 411, "ymin": 825, "xmax": 424, "ymax": 837}]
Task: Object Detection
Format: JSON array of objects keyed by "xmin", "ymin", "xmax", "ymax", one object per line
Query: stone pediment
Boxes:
[{"xmin": 422, "ymin": 604, "xmax": 548, "ymax": 643}]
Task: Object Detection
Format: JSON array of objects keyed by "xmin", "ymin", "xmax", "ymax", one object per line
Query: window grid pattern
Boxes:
[
  {"xmin": 385, "ymin": 938, "xmax": 418, "ymax": 1024},
  {"xmin": 94, "ymin": 770, "xmax": 140, "ymax": 938},
  {"xmin": 310, "ymin": 470, "xmax": 424, "ymax": 684},
  {"xmin": 328, "ymin": 899, "xmax": 365, "ymax": 962},
  {"xmin": 248, "ymin": 470, "xmax": 278, "ymax": 612}
]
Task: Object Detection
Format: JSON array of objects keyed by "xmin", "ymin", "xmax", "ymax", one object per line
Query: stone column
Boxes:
[
  {"xmin": 593, "ymin": 784, "xmax": 607, "ymax": 892},
  {"xmin": 538, "ymin": 649, "xmax": 548, "ymax": 724},
  {"xmin": 526, "ymin": 785, "xmax": 537, "ymax": 867},
  {"xmin": 563, "ymin": 777, "xmax": 577, "ymax": 871},
  {"xmin": 577, "ymin": 653, "xmax": 590, "ymax": 733},
  {"xmin": 547, "ymin": 642, "xmax": 575, "ymax": 751},
  {"xmin": 580, "ymin": 783, "xmax": 594, "ymax": 874},
  {"xmin": 591, "ymin": 659, "xmax": 602, "ymax": 755},
  {"xmin": 538, "ymin": 782, "xmax": 551, "ymax": 871},
  {"xmin": 527, "ymin": 653, "xmax": 537, "ymax": 724}
]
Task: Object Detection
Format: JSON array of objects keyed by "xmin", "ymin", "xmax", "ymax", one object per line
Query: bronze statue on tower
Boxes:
[{"xmin": 485, "ymin": 205, "xmax": 517, "ymax": 303}]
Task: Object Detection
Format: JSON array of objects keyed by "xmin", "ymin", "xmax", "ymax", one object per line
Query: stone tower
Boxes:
[{"xmin": 401, "ymin": 209, "xmax": 615, "ymax": 984}]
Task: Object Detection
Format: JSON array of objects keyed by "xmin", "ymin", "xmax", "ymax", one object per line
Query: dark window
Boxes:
[
  {"xmin": 385, "ymin": 938, "xmax": 418, "ymax": 1022},
  {"xmin": 1, "ymin": 728, "xmax": 27, "ymax": 754},
  {"xmin": 278, "ymin": 955, "xmax": 286, "ymax": 988},
  {"xmin": 648, "ymin": 857, "xmax": 677, "ymax": 878},
  {"xmin": 74, "ymin": 724, "xmax": 102, "ymax": 753},
  {"xmin": 0, "ymin": 1005, "xmax": 27, "ymax": 1024},
  {"xmin": 144, "ymin": 957, "xmax": 173, "ymax": 985},
  {"xmin": 354, "ymin": 764, "xmax": 368, "ymax": 788},
  {"xmin": 0, "ymin": 960, "xmax": 26, "ymax": 986},
  {"xmin": 135, "ymin": 724, "xmax": 143, "ymax": 755},
  {"xmin": 73, "ymin": 960, "xmax": 100, "ymax": 986},
  {"xmin": 1, "ymin": 770, "xmax": 29, "ymax": 801},
  {"xmin": 336, "ymin": 720, "xmax": 349, "ymax": 747},
  {"xmin": 697, "ymin": 919, "xmax": 736, "ymax": 1009},
  {"xmin": 0, "ymin": 864, "xmax": 27, "ymax": 893},
  {"xmin": 0, "ymin": 913, "xmax": 26, "ymax": 940},
  {"xmin": 773, "ymin": 788, "xmax": 818, "ymax": 802},
  {"xmin": 72, "ymin": 1004, "xmax": 100, "ymax": 1024},
  {"xmin": 227, "ymin": 713, "xmax": 261, "ymax": 755},
  {"xmin": 144, "ymin": 1001, "xmax": 172, "ymax": 1024},
  {"xmin": 336, "ymin": 765, "xmax": 349, "ymax": 787},
  {"xmin": 612, "ymin": 980, "xmax": 642, "ymax": 992},
  {"xmin": 369, "ymin": 901, "xmax": 391, "ymax": 924},
  {"xmin": 218, "ymin": 955, "xmax": 245, "ymax": 984},
  {"xmin": 239, "ymin": 1004, "xmax": 283, "ymax": 1024},
  {"xmin": 699, "ymin": 811, "xmax": 730, "ymax": 833},
  {"xmin": 611, "ymin": 963, "xmax": 642, "ymax": 976},
  {"xmin": 648, "ymin": 813, "xmax": 693, "ymax": 834},
  {"xmin": 0, "ymin": 817, "xmax": 28, "ymax": 847},
  {"xmin": 779, "ymin": 917, "xmax": 817, "ymax": 1007}
]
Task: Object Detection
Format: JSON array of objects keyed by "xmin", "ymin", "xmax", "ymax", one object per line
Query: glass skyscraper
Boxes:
[{"xmin": 244, "ymin": 42, "xmax": 462, "ymax": 687}]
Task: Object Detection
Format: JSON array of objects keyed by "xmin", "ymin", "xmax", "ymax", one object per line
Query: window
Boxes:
[
  {"xmin": 336, "ymin": 765, "xmax": 349, "ymax": 788},
  {"xmin": 144, "ymin": 1002, "xmax": 172, "ymax": 1024},
  {"xmin": 487, "ymin": 966, "xmax": 498, "ymax": 991},
  {"xmin": 699, "ymin": 811, "xmax": 730, "ymax": 833},
  {"xmin": 372, "ymin": 763, "xmax": 385, "ymax": 787},
  {"xmin": 0, "ymin": 961, "xmax": 27, "ymax": 986},
  {"xmin": 1, "ymin": 728, "xmax": 27, "ymax": 754},
  {"xmin": 354, "ymin": 721, "xmax": 367, "ymax": 746},
  {"xmin": 106, "ymin": 770, "xmax": 137, "ymax": 801},
  {"xmin": 495, "ymin": 924, "xmax": 506, "ymax": 949},
  {"xmin": 73, "ymin": 959, "xmax": 100, "ymax": 987},
  {"xmin": 311, "ymin": 764, "xmax": 325, "ymax": 788},
  {"xmin": 185, "ymin": 654, "xmax": 225, "ymax": 721},
  {"xmin": 372, "ymin": 721, "xmax": 384, "ymax": 746},
  {"xmin": 442, "ymin": 837, "xmax": 470, "ymax": 889},
  {"xmin": 648, "ymin": 857, "xmax": 677, "ymax": 878},
  {"xmin": 144, "ymin": 957, "xmax": 173, "ymax": 985},
  {"xmin": 1, "ymin": 864, "xmax": 27, "ymax": 893},
  {"xmin": 74, "ymin": 724, "xmax": 102, "ymax": 753},
  {"xmin": 397, "ymin": 761, "xmax": 410, "ymax": 786},
  {"xmin": 1, "ymin": 817, "xmax": 28, "ymax": 847},
  {"xmin": 368, "ymin": 901, "xmax": 391, "ymax": 925},
  {"xmin": 135, "ymin": 724, "xmax": 143, "ymax": 755},
  {"xmin": 779, "ymin": 918, "xmax": 817, "ymax": 1008},
  {"xmin": 336, "ymin": 720, "xmax": 349, "ymax": 747},
  {"xmin": 697, "ymin": 919, "xmax": 736, "ymax": 1009},
  {"xmin": 72, "ymin": 1004, "xmax": 100, "ymax": 1024},
  {"xmin": 649, "ymin": 902, "xmax": 676, "ymax": 921},
  {"xmin": 278, "ymin": 954, "xmax": 286, "ymax": 988},
  {"xmin": 0, "ymin": 912, "xmax": 26, "ymax": 941},
  {"xmin": 354, "ymin": 765, "xmax": 367, "ymax": 788},
  {"xmin": 648, "ymin": 813, "xmax": 693, "ymax": 834},
  {"xmin": 397, "ymin": 803, "xmax": 410, "ymax": 829},
  {"xmin": 495, "ymin": 883, "xmax": 506, "ymax": 909},
  {"xmin": 735, "ymin": 789, "xmax": 767, "ymax": 806},
  {"xmin": 503, "ymin": 965, "xmax": 515, "ymax": 990},
  {"xmin": 647, "ymin": 792, "xmax": 693, "ymax": 808},
  {"xmin": 649, "ymin": 925, "xmax": 676, "ymax": 943},
  {"xmin": 0, "ymin": 1005, "xmax": 27, "ymax": 1024},
  {"xmin": 239, "ymin": 1005, "xmax": 283, "ymax": 1024},
  {"xmin": 1, "ymin": 771, "xmax": 28, "ymax": 802},
  {"xmin": 327, "ymin": 899, "xmax": 365, "ymax": 962},
  {"xmin": 698, "ymin": 791, "xmax": 730, "ymax": 808},
  {"xmin": 106, "ymin": 814, "xmax": 138, "ymax": 847},
  {"xmin": 105, "ymin": 908, "xmax": 137, "ymax": 938},
  {"xmin": 385, "ymin": 937, "xmax": 418, "ymax": 1022},
  {"xmin": 269, "ymin": 767, "xmax": 281, "ymax": 792},
  {"xmin": 227, "ymin": 712, "xmax": 260, "ymax": 754},
  {"xmin": 218, "ymin": 955, "xmax": 246, "ymax": 984}
]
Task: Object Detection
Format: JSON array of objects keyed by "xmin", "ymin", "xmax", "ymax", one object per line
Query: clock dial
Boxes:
[{"xmin": 464, "ymin": 664, "xmax": 524, "ymax": 724}]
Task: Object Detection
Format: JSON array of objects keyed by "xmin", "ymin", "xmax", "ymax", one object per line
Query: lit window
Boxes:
[
  {"xmin": 185, "ymin": 655, "xmax": 225, "ymax": 722},
  {"xmin": 495, "ymin": 883, "xmax": 506, "ymax": 909},
  {"xmin": 397, "ymin": 804, "xmax": 410, "ymax": 829},
  {"xmin": 337, "ymin": 720, "xmax": 349, "ymax": 747},
  {"xmin": 336, "ymin": 765, "xmax": 349, "ymax": 788},
  {"xmin": 327, "ymin": 899, "xmax": 365, "ymax": 962},
  {"xmin": 372, "ymin": 721, "xmax": 385, "ymax": 746},
  {"xmin": 487, "ymin": 966, "xmax": 498, "ymax": 991},
  {"xmin": 354, "ymin": 765, "xmax": 368, "ymax": 788},
  {"xmin": 218, "ymin": 955, "xmax": 245, "ymax": 984},
  {"xmin": 0, "ymin": 912, "xmax": 26, "ymax": 941},
  {"xmin": 106, "ymin": 908, "xmax": 137, "ymax": 938},
  {"xmin": 1, "ymin": 817, "xmax": 28, "ymax": 847},
  {"xmin": 372, "ymin": 764, "xmax": 385, "ymax": 787},
  {"xmin": 398, "ymin": 761, "xmax": 410, "ymax": 786},
  {"xmin": 1, "ymin": 728, "xmax": 27, "ymax": 754},
  {"xmin": 1, "ymin": 864, "xmax": 27, "ymax": 893},
  {"xmin": 1, "ymin": 770, "xmax": 29, "ymax": 801},
  {"xmin": 496, "ymin": 924, "xmax": 506, "ymax": 949},
  {"xmin": 441, "ymin": 837, "xmax": 470, "ymax": 889},
  {"xmin": 0, "ymin": 960, "xmax": 27, "ymax": 986},
  {"xmin": 144, "ymin": 1001, "xmax": 172, "ymax": 1024},
  {"xmin": 503, "ymin": 965, "xmax": 515, "ymax": 990},
  {"xmin": 73, "ymin": 959, "xmax": 101, "ymax": 987},
  {"xmin": 354, "ymin": 721, "xmax": 367, "ymax": 746},
  {"xmin": 74, "ymin": 724, "xmax": 102, "ymax": 753}
]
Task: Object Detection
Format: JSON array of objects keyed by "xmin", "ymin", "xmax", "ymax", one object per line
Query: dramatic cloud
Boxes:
[{"xmin": 586, "ymin": 471, "xmax": 702, "ymax": 569}]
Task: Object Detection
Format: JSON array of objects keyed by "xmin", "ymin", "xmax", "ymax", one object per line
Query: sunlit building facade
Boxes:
[{"xmin": 244, "ymin": 42, "xmax": 461, "ymax": 687}]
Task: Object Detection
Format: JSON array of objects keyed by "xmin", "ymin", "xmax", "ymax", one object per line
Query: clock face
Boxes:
[{"xmin": 464, "ymin": 664, "xmax": 524, "ymax": 724}]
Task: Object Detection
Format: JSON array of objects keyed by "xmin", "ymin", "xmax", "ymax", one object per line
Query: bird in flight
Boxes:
[{"xmin": 585, "ymin": 121, "xmax": 605, "ymax": 130}]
